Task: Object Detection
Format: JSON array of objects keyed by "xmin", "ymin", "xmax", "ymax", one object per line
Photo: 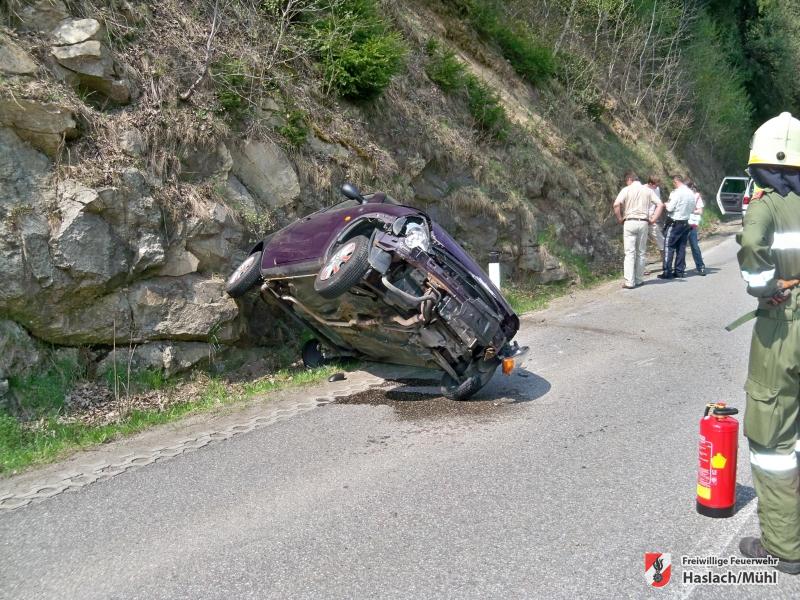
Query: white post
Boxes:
[{"xmin": 488, "ymin": 262, "xmax": 501, "ymax": 288}]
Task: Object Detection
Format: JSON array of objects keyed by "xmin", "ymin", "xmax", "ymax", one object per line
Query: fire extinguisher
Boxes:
[{"xmin": 696, "ymin": 402, "xmax": 739, "ymax": 518}]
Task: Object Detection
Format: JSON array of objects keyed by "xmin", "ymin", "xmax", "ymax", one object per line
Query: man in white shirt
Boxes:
[
  {"xmin": 613, "ymin": 171, "xmax": 663, "ymax": 288},
  {"xmin": 659, "ymin": 175, "xmax": 697, "ymax": 279},
  {"xmin": 687, "ymin": 179, "xmax": 706, "ymax": 276}
]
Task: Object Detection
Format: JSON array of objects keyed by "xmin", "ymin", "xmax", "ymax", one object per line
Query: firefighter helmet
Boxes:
[{"xmin": 749, "ymin": 112, "xmax": 800, "ymax": 168}]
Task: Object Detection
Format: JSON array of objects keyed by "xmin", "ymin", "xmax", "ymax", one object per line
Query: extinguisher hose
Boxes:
[{"xmin": 704, "ymin": 403, "xmax": 739, "ymax": 417}]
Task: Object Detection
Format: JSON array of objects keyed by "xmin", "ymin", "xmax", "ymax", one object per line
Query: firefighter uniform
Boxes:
[
  {"xmin": 737, "ymin": 191, "xmax": 800, "ymax": 562},
  {"xmin": 737, "ymin": 112, "xmax": 800, "ymax": 573}
]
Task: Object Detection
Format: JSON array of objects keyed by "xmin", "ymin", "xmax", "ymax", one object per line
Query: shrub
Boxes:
[
  {"xmin": 211, "ymin": 57, "xmax": 250, "ymax": 118},
  {"xmin": 307, "ymin": 0, "xmax": 407, "ymax": 100},
  {"xmin": 464, "ymin": 75, "xmax": 508, "ymax": 139},
  {"xmin": 279, "ymin": 109, "xmax": 310, "ymax": 147},
  {"xmin": 425, "ymin": 40, "xmax": 509, "ymax": 139},
  {"xmin": 425, "ymin": 41, "xmax": 467, "ymax": 92},
  {"xmin": 556, "ymin": 52, "xmax": 605, "ymax": 119},
  {"xmin": 452, "ymin": 0, "xmax": 555, "ymax": 85}
]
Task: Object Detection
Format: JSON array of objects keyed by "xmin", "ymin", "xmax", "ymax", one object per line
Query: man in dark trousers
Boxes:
[
  {"xmin": 736, "ymin": 112, "xmax": 800, "ymax": 574},
  {"xmin": 659, "ymin": 175, "xmax": 696, "ymax": 279}
]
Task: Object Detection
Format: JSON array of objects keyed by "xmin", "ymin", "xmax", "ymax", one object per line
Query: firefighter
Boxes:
[{"xmin": 737, "ymin": 112, "xmax": 800, "ymax": 574}]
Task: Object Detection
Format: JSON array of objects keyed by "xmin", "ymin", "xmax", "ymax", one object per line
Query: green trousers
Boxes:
[{"xmin": 745, "ymin": 312, "xmax": 800, "ymax": 561}]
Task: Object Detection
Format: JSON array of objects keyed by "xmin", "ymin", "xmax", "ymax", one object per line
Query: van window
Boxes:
[{"xmin": 721, "ymin": 179, "xmax": 747, "ymax": 194}]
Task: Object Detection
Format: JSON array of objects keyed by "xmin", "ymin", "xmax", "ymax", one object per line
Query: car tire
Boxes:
[
  {"xmin": 440, "ymin": 361, "xmax": 497, "ymax": 401},
  {"xmin": 440, "ymin": 374, "xmax": 484, "ymax": 401},
  {"xmin": 314, "ymin": 235, "xmax": 371, "ymax": 300},
  {"xmin": 302, "ymin": 339, "xmax": 326, "ymax": 368},
  {"xmin": 225, "ymin": 251, "xmax": 263, "ymax": 298}
]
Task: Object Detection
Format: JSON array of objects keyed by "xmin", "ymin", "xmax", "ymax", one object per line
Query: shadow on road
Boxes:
[{"xmin": 734, "ymin": 482, "xmax": 757, "ymax": 515}]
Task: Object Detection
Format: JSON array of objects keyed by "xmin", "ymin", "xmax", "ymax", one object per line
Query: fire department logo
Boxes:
[{"xmin": 645, "ymin": 552, "xmax": 671, "ymax": 587}]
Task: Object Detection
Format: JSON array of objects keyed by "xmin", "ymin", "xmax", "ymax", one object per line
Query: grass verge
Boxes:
[{"xmin": 0, "ymin": 364, "xmax": 346, "ymax": 475}]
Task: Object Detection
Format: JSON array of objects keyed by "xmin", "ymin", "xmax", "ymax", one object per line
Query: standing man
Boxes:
[
  {"xmin": 686, "ymin": 180, "xmax": 707, "ymax": 276},
  {"xmin": 736, "ymin": 112, "xmax": 800, "ymax": 574},
  {"xmin": 659, "ymin": 175, "xmax": 696, "ymax": 279},
  {"xmin": 613, "ymin": 171, "xmax": 662, "ymax": 288}
]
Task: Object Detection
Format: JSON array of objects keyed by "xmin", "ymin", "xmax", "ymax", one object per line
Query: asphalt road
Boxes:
[{"xmin": 2, "ymin": 236, "xmax": 799, "ymax": 599}]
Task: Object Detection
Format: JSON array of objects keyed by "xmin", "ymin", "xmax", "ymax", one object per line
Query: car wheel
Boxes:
[
  {"xmin": 225, "ymin": 251, "xmax": 263, "ymax": 298},
  {"xmin": 302, "ymin": 339, "xmax": 326, "ymax": 368},
  {"xmin": 440, "ymin": 362, "xmax": 497, "ymax": 401},
  {"xmin": 440, "ymin": 374, "xmax": 483, "ymax": 401},
  {"xmin": 313, "ymin": 235, "xmax": 371, "ymax": 300}
]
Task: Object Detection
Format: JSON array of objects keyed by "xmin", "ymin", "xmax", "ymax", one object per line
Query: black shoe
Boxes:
[
  {"xmin": 676, "ymin": 272, "xmax": 686, "ymax": 278},
  {"xmin": 697, "ymin": 267, "xmax": 707, "ymax": 276},
  {"xmin": 739, "ymin": 537, "xmax": 800, "ymax": 575},
  {"xmin": 657, "ymin": 272, "xmax": 674, "ymax": 280}
]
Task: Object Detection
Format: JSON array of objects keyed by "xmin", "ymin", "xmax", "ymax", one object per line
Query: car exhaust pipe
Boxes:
[{"xmin": 381, "ymin": 275, "xmax": 439, "ymax": 306}]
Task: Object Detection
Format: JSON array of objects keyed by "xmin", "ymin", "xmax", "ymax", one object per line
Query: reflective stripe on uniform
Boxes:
[
  {"xmin": 796, "ymin": 440, "xmax": 800, "ymax": 452},
  {"xmin": 750, "ymin": 451, "xmax": 798, "ymax": 472},
  {"xmin": 741, "ymin": 268, "xmax": 776, "ymax": 287},
  {"xmin": 771, "ymin": 232, "xmax": 800, "ymax": 250}
]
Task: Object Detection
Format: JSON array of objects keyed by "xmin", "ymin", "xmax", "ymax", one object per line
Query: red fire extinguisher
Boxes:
[{"xmin": 696, "ymin": 402, "xmax": 739, "ymax": 518}]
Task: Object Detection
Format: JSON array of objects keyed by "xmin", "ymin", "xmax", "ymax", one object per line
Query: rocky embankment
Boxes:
[{"xmin": 0, "ymin": 0, "xmax": 711, "ymax": 395}]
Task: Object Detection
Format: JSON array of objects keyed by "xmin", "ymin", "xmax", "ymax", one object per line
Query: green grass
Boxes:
[
  {"xmin": 103, "ymin": 365, "xmax": 171, "ymax": 396},
  {"xmin": 503, "ymin": 282, "xmax": 568, "ymax": 314},
  {"xmin": 0, "ymin": 364, "xmax": 345, "ymax": 475},
  {"xmin": 9, "ymin": 358, "xmax": 84, "ymax": 417}
]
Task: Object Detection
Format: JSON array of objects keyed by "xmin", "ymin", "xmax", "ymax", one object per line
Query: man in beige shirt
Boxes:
[{"xmin": 613, "ymin": 171, "xmax": 663, "ymax": 288}]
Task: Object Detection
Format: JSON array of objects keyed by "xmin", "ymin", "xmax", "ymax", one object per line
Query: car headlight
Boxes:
[{"xmin": 403, "ymin": 222, "xmax": 431, "ymax": 252}]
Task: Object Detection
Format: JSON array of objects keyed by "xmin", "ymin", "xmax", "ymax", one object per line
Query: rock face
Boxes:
[
  {"xmin": 0, "ymin": 99, "xmax": 78, "ymax": 157},
  {"xmin": 231, "ymin": 140, "xmax": 301, "ymax": 209},
  {"xmin": 16, "ymin": 0, "xmax": 70, "ymax": 33},
  {"xmin": 0, "ymin": 127, "xmax": 240, "ymax": 350},
  {"xmin": 0, "ymin": 34, "xmax": 37, "ymax": 75},
  {"xmin": 98, "ymin": 342, "xmax": 211, "ymax": 377},
  {"xmin": 50, "ymin": 38, "xmax": 134, "ymax": 104},
  {"xmin": 0, "ymin": 320, "xmax": 41, "ymax": 380},
  {"xmin": 50, "ymin": 18, "xmax": 103, "ymax": 45},
  {"xmin": 0, "ymin": 0, "xmax": 629, "ymax": 384}
]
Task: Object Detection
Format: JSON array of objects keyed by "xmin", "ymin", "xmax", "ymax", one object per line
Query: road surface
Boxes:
[{"xmin": 2, "ymin": 235, "xmax": 798, "ymax": 599}]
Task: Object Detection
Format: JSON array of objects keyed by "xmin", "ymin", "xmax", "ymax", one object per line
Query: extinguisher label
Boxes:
[{"xmin": 698, "ymin": 436, "xmax": 713, "ymax": 499}]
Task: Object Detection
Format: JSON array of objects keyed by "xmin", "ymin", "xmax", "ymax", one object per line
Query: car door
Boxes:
[
  {"xmin": 742, "ymin": 178, "xmax": 755, "ymax": 217},
  {"xmin": 716, "ymin": 177, "xmax": 748, "ymax": 215}
]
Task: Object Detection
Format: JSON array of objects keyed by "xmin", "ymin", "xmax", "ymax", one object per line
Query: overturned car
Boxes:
[{"xmin": 225, "ymin": 183, "xmax": 525, "ymax": 400}]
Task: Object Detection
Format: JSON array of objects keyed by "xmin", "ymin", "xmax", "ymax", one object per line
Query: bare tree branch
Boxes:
[{"xmin": 179, "ymin": 0, "xmax": 222, "ymax": 102}]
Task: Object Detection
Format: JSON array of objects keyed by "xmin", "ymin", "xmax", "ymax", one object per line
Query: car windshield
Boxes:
[
  {"xmin": 721, "ymin": 179, "xmax": 747, "ymax": 194},
  {"xmin": 321, "ymin": 199, "xmax": 361, "ymax": 212}
]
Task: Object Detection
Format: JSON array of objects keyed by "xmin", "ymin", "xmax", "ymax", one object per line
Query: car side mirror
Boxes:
[{"xmin": 341, "ymin": 182, "xmax": 365, "ymax": 203}]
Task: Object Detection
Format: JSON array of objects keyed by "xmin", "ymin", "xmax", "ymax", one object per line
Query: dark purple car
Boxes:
[{"xmin": 225, "ymin": 183, "xmax": 525, "ymax": 400}]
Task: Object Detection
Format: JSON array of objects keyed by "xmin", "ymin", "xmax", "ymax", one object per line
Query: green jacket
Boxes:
[{"xmin": 737, "ymin": 190, "xmax": 800, "ymax": 299}]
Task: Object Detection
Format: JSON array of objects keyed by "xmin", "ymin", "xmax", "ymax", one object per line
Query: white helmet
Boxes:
[{"xmin": 748, "ymin": 112, "xmax": 800, "ymax": 168}]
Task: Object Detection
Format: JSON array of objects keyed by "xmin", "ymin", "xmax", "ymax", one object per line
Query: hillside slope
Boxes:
[{"xmin": 0, "ymin": 0, "xmax": 725, "ymax": 390}]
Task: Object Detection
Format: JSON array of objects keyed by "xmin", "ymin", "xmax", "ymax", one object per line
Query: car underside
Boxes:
[{"xmin": 226, "ymin": 184, "xmax": 524, "ymax": 400}]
